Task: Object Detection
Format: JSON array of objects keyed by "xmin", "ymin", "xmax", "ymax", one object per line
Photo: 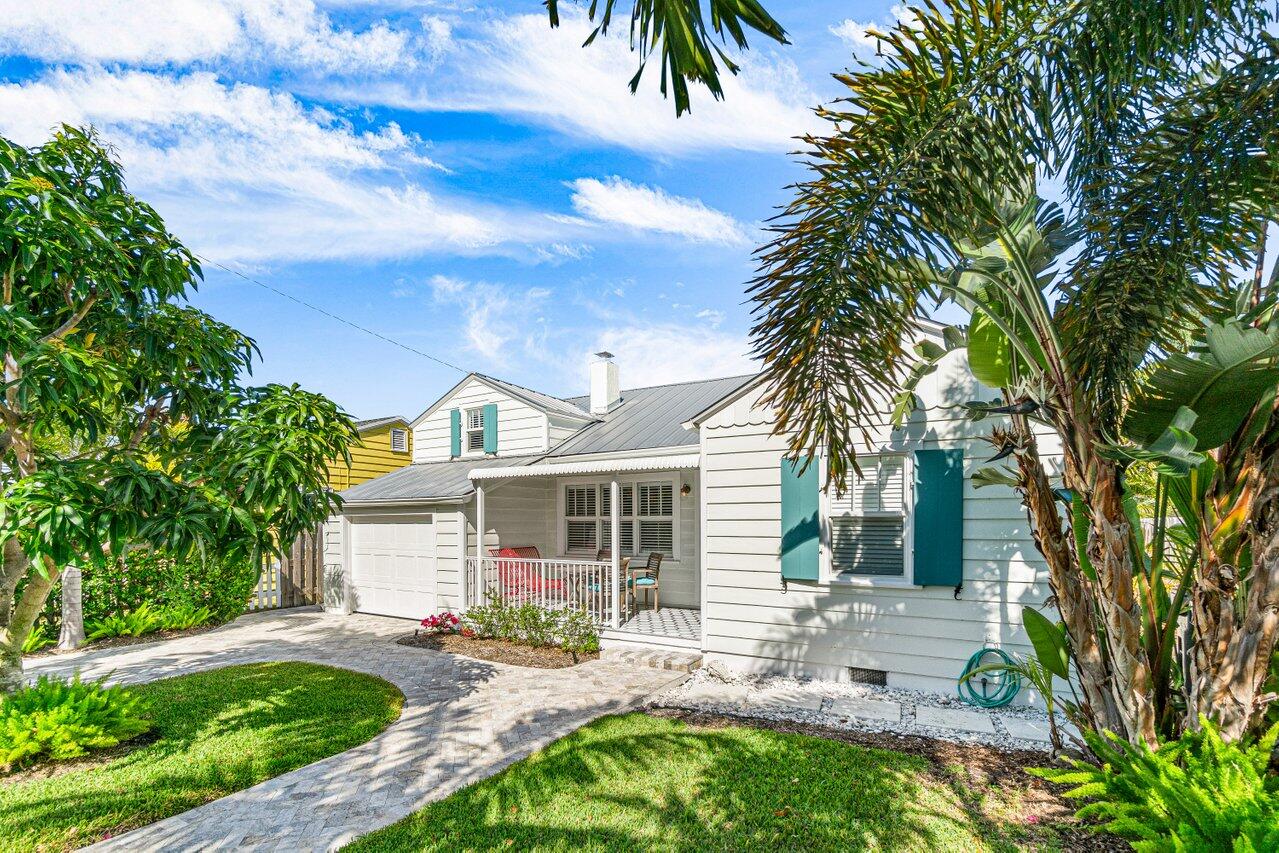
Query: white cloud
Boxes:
[
  {"xmin": 0, "ymin": 0, "xmax": 430, "ymax": 73},
  {"xmin": 830, "ymin": 5, "xmax": 922, "ymax": 53},
  {"xmin": 0, "ymin": 68, "xmax": 563, "ymax": 262},
  {"xmin": 569, "ymin": 177, "xmax": 750, "ymax": 245},
  {"xmin": 428, "ymin": 274, "xmax": 551, "ymax": 365},
  {"xmin": 588, "ymin": 323, "xmax": 757, "ymax": 388},
  {"xmin": 336, "ymin": 10, "xmax": 821, "ymax": 156}
]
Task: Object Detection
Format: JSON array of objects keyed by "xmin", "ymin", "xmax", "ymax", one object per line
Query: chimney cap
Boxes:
[{"xmin": 594, "ymin": 351, "xmax": 614, "ymax": 360}]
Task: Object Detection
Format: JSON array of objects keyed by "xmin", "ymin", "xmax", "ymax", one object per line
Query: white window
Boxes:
[
  {"xmin": 466, "ymin": 408, "xmax": 485, "ymax": 452},
  {"xmin": 560, "ymin": 478, "xmax": 674, "ymax": 558},
  {"xmin": 389, "ymin": 428, "xmax": 408, "ymax": 453},
  {"xmin": 825, "ymin": 453, "xmax": 912, "ymax": 581}
]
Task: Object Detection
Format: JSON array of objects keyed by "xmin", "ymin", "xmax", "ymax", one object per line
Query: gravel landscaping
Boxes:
[{"xmin": 652, "ymin": 662, "xmax": 1080, "ymax": 753}]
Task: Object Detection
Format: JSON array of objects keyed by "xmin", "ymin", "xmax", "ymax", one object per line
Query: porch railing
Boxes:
[{"xmin": 466, "ymin": 556, "xmax": 615, "ymax": 626}]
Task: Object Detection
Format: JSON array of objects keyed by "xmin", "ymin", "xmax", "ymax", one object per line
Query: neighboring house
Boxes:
[
  {"xmin": 323, "ymin": 342, "xmax": 1056, "ymax": 696},
  {"xmin": 327, "ymin": 416, "xmax": 414, "ymax": 491}
]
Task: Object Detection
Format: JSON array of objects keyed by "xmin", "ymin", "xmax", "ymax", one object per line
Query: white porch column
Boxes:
[
  {"xmin": 476, "ymin": 483, "xmax": 486, "ymax": 606},
  {"xmin": 610, "ymin": 478, "xmax": 620, "ymax": 629}
]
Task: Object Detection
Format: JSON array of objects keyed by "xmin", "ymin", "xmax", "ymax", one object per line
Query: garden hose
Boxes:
[{"xmin": 957, "ymin": 647, "xmax": 1020, "ymax": 708}]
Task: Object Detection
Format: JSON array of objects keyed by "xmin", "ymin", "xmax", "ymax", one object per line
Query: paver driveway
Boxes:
[{"xmin": 24, "ymin": 607, "xmax": 688, "ymax": 852}]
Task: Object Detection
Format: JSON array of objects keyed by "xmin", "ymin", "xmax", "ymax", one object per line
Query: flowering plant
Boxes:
[{"xmin": 420, "ymin": 611, "xmax": 461, "ymax": 634}]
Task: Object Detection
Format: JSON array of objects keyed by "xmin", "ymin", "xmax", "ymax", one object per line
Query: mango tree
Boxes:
[{"xmin": 0, "ymin": 127, "xmax": 356, "ymax": 691}]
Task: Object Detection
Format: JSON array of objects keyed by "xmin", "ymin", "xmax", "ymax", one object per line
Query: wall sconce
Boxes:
[{"xmin": 680, "ymin": 483, "xmax": 692, "ymax": 497}]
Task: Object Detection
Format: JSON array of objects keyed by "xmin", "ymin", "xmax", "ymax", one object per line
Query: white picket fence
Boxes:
[{"xmin": 248, "ymin": 559, "xmax": 281, "ymax": 611}]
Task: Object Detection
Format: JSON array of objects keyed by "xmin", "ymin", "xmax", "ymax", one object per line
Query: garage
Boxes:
[{"xmin": 348, "ymin": 513, "xmax": 437, "ymax": 619}]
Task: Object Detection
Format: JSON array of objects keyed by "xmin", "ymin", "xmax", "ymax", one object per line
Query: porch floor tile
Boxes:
[{"xmin": 619, "ymin": 607, "xmax": 701, "ymax": 642}]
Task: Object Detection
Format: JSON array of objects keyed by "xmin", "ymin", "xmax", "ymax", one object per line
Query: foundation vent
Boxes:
[{"xmin": 847, "ymin": 666, "xmax": 888, "ymax": 686}]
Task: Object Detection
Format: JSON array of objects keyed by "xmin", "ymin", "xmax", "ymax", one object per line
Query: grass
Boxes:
[
  {"xmin": 0, "ymin": 661, "xmax": 403, "ymax": 851},
  {"xmin": 350, "ymin": 712, "xmax": 1053, "ymax": 852}
]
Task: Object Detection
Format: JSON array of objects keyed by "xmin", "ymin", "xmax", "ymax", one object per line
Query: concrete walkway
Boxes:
[{"xmin": 25, "ymin": 608, "xmax": 688, "ymax": 852}]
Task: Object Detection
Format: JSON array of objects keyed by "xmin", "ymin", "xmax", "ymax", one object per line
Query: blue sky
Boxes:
[{"xmin": 0, "ymin": 1, "xmax": 918, "ymax": 420}]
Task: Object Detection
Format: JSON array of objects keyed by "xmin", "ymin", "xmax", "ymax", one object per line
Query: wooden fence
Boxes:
[{"xmin": 248, "ymin": 524, "xmax": 324, "ymax": 611}]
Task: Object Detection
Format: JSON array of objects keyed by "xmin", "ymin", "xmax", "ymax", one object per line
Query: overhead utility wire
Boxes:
[{"xmin": 195, "ymin": 253, "xmax": 469, "ymax": 375}]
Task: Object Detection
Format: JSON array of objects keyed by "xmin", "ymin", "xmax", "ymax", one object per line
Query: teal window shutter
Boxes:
[
  {"xmin": 780, "ymin": 457, "xmax": 820, "ymax": 581},
  {"xmin": 449, "ymin": 409, "xmax": 461, "ymax": 457},
  {"xmin": 482, "ymin": 403, "xmax": 498, "ymax": 453},
  {"xmin": 912, "ymin": 448, "xmax": 964, "ymax": 587}
]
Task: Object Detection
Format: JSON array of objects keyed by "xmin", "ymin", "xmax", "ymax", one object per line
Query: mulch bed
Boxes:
[
  {"xmin": 647, "ymin": 707, "xmax": 1129, "ymax": 852},
  {"xmin": 396, "ymin": 632, "xmax": 598, "ymax": 669},
  {"xmin": 26, "ymin": 624, "xmax": 219, "ymax": 658}
]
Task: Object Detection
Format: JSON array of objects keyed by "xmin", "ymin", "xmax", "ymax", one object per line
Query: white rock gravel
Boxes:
[{"xmin": 652, "ymin": 668, "xmax": 1079, "ymax": 753}]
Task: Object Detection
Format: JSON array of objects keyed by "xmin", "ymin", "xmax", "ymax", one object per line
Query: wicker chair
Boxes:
[{"xmin": 627, "ymin": 552, "xmax": 664, "ymax": 612}]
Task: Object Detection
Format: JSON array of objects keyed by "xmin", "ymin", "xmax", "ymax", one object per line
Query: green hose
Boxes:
[{"xmin": 957, "ymin": 647, "xmax": 1020, "ymax": 708}]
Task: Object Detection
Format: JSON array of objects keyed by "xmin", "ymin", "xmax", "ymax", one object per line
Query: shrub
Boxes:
[
  {"xmin": 1033, "ymin": 716, "xmax": 1279, "ymax": 851},
  {"xmin": 158, "ymin": 602, "xmax": 214, "ymax": 631},
  {"xmin": 420, "ymin": 612, "xmax": 460, "ymax": 634},
  {"xmin": 85, "ymin": 603, "xmax": 164, "ymax": 642},
  {"xmin": 0, "ymin": 674, "xmax": 152, "ymax": 769},
  {"xmin": 460, "ymin": 595, "xmax": 599, "ymax": 657}
]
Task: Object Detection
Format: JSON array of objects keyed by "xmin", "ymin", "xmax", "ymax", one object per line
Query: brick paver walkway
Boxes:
[{"xmin": 25, "ymin": 607, "xmax": 688, "ymax": 852}]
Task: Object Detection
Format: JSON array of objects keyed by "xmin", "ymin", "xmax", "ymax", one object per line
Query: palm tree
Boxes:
[
  {"xmin": 543, "ymin": 0, "xmax": 788, "ymax": 115},
  {"xmin": 742, "ymin": 1, "xmax": 1279, "ymax": 746}
]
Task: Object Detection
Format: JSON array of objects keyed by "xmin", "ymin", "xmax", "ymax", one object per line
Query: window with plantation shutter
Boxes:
[
  {"xmin": 828, "ymin": 454, "xmax": 910, "ymax": 578},
  {"xmin": 560, "ymin": 478, "xmax": 675, "ymax": 557},
  {"xmin": 465, "ymin": 408, "xmax": 486, "ymax": 452},
  {"xmin": 637, "ymin": 482, "xmax": 674, "ymax": 554}
]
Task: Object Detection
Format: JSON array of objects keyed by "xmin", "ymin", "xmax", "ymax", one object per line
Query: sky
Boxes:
[{"xmin": 0, "ymin": 1, "xmax": 920, "ymax": 421}]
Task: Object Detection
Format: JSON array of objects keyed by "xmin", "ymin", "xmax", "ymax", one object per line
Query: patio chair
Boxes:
[
  {"xmin": 627, "ymin": 552, "xmax": 664, "ymax": 613},
  {"xmin": 487, "ymin": 546, "xmax": 563, "ymax": 601},
  {"xmin": 587, "ymin": 550, "xmax": 630, "ymax": 622}
]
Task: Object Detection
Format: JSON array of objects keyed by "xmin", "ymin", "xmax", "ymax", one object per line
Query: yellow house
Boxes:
[{"xmin": 329, "ymin": 416, "xmax": 413, "ymax": 491}]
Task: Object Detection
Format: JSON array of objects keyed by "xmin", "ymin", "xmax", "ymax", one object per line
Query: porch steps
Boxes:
[{"xmin": 603, "ymin": 646, "xmax": 703, "ymax": 673}]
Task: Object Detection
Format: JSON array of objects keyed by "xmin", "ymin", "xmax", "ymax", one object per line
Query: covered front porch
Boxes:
[{"xmin": 465, "ymin": 453, "xmax": 702, "ymax": 648}]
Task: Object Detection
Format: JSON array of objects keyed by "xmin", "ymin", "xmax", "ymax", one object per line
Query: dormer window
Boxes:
[
  {"xmin": 389, "ymin": 427, "xmax": 408, "ymax": 453},
  {"xmin": 466, "ymin": 408, "xmax": 485, "ymax": 452}
]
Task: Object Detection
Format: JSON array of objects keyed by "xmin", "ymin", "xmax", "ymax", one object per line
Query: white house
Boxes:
[{"xmin": 323, "ymin": 340, "xmax": 1056, "ymax": 695}]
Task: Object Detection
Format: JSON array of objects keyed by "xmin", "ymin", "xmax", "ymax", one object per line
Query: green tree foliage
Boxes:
[
  {"xmin": 543, "ymin": 0, "xmax": 788, "ymax": 115},
  {"xmin": 0, "ymin": 127, "xmax": 357, "ymax": 690},
  {"xmin": 746, "ymin": 0, "xmax": 1279, "ymax": 748}
]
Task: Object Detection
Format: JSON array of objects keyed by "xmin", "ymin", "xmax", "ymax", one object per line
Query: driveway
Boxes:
[{"xmin": 25, "ymin": 607, "xmax": 688, "ymax": 851}]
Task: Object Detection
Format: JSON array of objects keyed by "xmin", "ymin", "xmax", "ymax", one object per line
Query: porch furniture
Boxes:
[
  {"xmin": 487, "ymin": 546, "xmax": 564, "ymax": 601},
  {"xmin": 627, "ymin": 552, "xmax": 664, "ymax": 614},
  {"xmin": 588, "ymin": 551, "xmax": 630, "ymax": 621}
]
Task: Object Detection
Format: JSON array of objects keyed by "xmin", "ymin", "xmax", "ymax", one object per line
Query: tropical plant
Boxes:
[
  {"xmin": 85, "ymin": 603, "xmax": 165, "ymax": 642},
  {"xmin": 20, "ymin": 623, "xmax": 53, "ymax": 655},
  {"xmin": 1033, "ymin": 718, "xmax": 1279, "ymax": 851},
  {"xmin": 746, "ymin": 0, "xmax": 1279, "ymax": 748},
  {"xmin": 543, "ymin": 0, "xmax": 788, "ymax": 115},
  {"xmin": 0, "ymin": 674, "xmax": 151, "ymax": 769},
  {"xmin": 157, "ymin": 602, "xmax": 213, "ymax": 631},
  {"xmin": 0, "ymin": 128, "xmax": 358, "ymax": 692}
]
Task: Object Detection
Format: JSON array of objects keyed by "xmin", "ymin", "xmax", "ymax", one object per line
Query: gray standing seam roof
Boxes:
[
  {"xmin": 340, "ymin": 456, "xmax": 538, "ymax": 503},
  {"xmin": 549, "ymin": 374, "xmax": 757, "ymax": 457},
  {"xmin": 354, "ymin": 415, "xmax": 406, "ymax": 431},
  {"xmin": 475, "ymin": 374, "xmax": 593, "ymax": 421}
]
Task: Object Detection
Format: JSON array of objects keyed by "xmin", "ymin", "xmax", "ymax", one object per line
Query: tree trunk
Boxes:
[
  {"xmin": 1083, "ymin": 458, "xmax": 1159, "ymax": 747},
  {"xmin": 1202, "ymin": 449, "xmax": 1279, "ymax": 739},
  {"xmin": 0, "ymin": 538, "xmax": 28, "ymax": 693},
  {"xmin": 0, "ymin": 550, "xmax": 60, "ymax": 693},
  {"xmin": 1011, "ymin": 429, "xmax": 1121, "ymax": 733},
  {"xmin": 58, "ymin": 565, "xmax": 85, "ymax": 651}
]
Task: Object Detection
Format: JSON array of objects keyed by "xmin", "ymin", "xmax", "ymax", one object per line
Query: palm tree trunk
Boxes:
[
  {"xmin": 1012, "ymin": 432, "xmax": 1121, "ymax": 733},
  {"xmin": 1202, "ymin": 448, "xmax": 1279, "ymax": 740}
]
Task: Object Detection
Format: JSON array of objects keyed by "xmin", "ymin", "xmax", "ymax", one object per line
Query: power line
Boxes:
[{"xmin": 195, "ymin": 253, "xmax": 469, "ymax": 375}]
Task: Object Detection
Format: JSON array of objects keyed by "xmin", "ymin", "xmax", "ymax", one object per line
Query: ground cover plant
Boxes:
[
  {"xmin": 0, "ymin": 662, "xmax": 402, "ymax": 851},
  {"xmin": 0, "ymin": 675, "xmax": 149, "ymax": 770},
  {"xmin": 349, "ymin": 711, "xmax": 1081, "ymax": 852}
]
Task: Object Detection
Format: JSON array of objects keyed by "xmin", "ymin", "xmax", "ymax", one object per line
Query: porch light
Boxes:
[{"xmin": 680, "ymin": 483, "xmax": 691, "ymax": 497}]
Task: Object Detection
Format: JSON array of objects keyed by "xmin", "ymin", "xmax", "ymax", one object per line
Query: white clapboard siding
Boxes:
[
  {"xmin": 698, "ymin": 350, "xmax": 1063, "ymax": 696},
  {"xmin": 414, "ymin": 377, "xmax": 550, "ymax": 463}
]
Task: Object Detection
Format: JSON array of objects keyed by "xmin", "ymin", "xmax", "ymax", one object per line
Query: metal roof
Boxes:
[
  {"xmin": 549, "ymin": 374, "xmax": 758, "ymax": 457},
  {"xmin": 354, "ymin": 416, "xmax": 406, "ymax": 432},
  {"xmin": 474, "ymin": 374, "xmax": 593, "ymax": 421},
  {"xmin": 471, "ymin": 453, "xmax": 701, "ymax": 480},
  {"xmin": 340, "ymin": 456, "xmax": 538, "ymax": 503}
]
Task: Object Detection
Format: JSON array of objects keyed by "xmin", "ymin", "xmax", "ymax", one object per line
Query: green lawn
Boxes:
[
  {"xmin": 1, "ymin": 661, "xmax": 403, "ymax": 851},
  {"xmin": 350, "ymin": 713, "xmax": 1051, "ymax": 853}
]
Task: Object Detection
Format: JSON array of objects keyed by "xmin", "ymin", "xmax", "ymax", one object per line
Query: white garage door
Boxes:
[{"xmin": 349, "ymin": 514, "xmax": 436, "ymax": 620}]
